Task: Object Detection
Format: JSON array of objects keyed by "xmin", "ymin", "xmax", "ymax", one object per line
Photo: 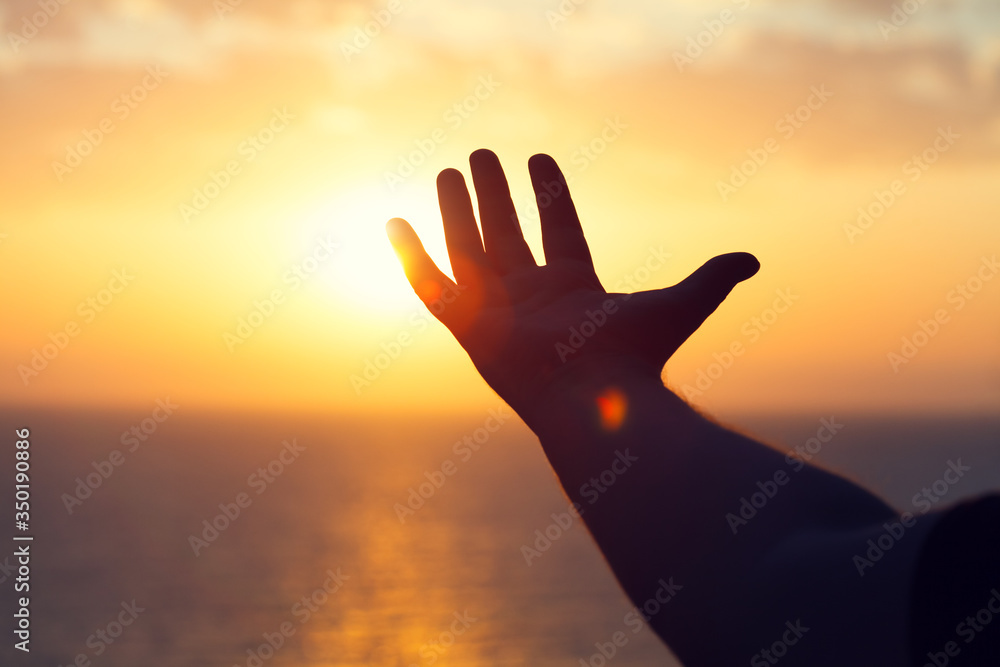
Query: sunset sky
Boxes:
[{"xmin": 1, "ymin": 0, "xmax": 998, "ymax": 416}]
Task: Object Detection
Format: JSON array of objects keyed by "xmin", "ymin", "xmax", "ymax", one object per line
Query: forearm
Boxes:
[
  {"xmin": 521, "ymin": 362, "xmax": 931, "ymax": 666},
  {"xmin": 388, "ymin": 147, "xmax": 935, "ymax": 664}
]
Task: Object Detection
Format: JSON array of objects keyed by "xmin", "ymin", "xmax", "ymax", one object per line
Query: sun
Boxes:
[{"xmin": 295, "ymin": 182, "xmax": 454, "ymax": 313}]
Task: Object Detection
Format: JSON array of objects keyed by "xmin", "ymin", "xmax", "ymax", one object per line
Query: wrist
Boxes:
[
  {"xmin": 518, "ymin": 354, "xmax": 657, "ymax": 423},
  {"xmin": 516, "ymin": 354, "xmax": 697, "ymax": 471}
]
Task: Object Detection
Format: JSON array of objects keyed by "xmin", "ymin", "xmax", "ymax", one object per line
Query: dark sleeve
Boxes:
[{"xmin": 908, "ymin": 494, "xmax": 1000, "ymax": 667}]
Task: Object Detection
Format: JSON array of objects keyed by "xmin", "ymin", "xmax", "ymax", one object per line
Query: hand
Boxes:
[{"xmin": 386, "ymin": 148, "xmax": 759, "ymax": 418}]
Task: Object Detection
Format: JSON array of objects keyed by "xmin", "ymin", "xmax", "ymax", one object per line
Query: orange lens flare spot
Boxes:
[
  {"xmin": 596, "ymin": 387, "xmax": 627, "ymax": 432},
  {"xmin": 416, "ymin": 280, "xmax": 443, "ymax": 304}
]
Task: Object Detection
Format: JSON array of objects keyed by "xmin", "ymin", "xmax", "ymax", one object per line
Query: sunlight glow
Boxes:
[{"xmin": 300, "ymin": 185, "xmax": 448, "ymax": 313}]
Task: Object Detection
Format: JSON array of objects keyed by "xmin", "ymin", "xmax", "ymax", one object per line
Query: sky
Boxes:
[{"xmin": 1, "ymin": 0, "xmax": 998, "ymax": 417}]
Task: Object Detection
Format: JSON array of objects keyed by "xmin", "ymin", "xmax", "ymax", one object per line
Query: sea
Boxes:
[{"xmin": 0, "ymin": 407, "xmax": 997, "ymax": 666}]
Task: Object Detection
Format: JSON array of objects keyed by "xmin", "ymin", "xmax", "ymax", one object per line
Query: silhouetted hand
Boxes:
[
  {"xmin": 386, "ymin": 149, "xmax": 963, "ymax": 667},
  {"xmin": 387, "ymin": 148, "xmax": 759, "ymax": 417}
]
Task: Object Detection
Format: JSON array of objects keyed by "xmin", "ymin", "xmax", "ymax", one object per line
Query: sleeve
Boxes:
[{"xmin": 908, "ymin": 494, "xmax": 1000, "ymax": 667}]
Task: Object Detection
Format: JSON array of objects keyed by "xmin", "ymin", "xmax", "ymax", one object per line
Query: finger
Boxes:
[
  {"xmin": 622, "ymin": 252, "xmax": 759, "ymax": 362},
  {"xmin": 386, "ymin": 217, "xmax": 461, "ymax": 327},
  {"xmin": 469, "ymin": 148, "xmax": 536, "ymax": 274},
  {"xmin": 673, "ymin": 252, "xmax": 760, "ymax": 324},
  {"xmin": 528, "ymin": 153, "xmax": 595, "ymax": 270},
  {"xmin": 437, "ymin": 168, "xmax": 488, "ymax": 285}
]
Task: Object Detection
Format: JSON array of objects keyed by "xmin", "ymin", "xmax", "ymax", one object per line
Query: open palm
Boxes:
[{"xmin": 387, "ymin": 148, "xmax": 759, "ymax": 416}]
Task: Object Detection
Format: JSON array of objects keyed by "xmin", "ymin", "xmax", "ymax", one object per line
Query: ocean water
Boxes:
[{"xmin": 0, "ymin": 407, "xmax": 997, "ymax": 666}]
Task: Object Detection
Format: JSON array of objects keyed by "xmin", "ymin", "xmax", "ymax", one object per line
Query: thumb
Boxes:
[
  {"xmin": 674, "ymin": 252, "xmax": 760, "ymax": 320},
  {"xmin": 619, "ymin": 252, "xmax": 759, "ymax": 366}
]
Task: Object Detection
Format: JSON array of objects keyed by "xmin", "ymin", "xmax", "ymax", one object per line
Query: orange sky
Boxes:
[{"xmin": 1, "ymin": 0, "xmax": 998, "ymax": 416}]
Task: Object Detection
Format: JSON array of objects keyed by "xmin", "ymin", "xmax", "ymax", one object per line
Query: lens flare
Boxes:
[{"xmin": 596, "ymin": 387, "xmax": 627, "ymax": 431}]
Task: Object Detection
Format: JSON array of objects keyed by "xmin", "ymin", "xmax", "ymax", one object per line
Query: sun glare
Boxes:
[{"xmin": 299, "ymin": 184, "xmax": 451, "ymax": 313}]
